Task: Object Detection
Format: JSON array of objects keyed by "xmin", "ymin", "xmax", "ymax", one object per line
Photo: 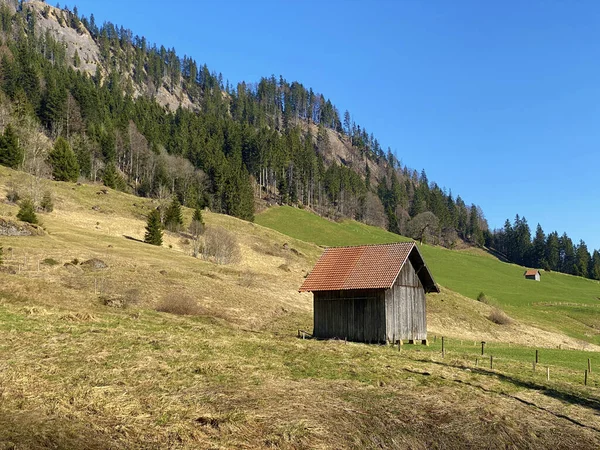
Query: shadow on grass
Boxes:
[
  {"xmin": 0, "ymin": 410, "xmax": 112, "ymax": 450},
  {"xmin": 123, "ymin": 234, "xmax": 144, "ymax": 243},
  {"xmin": 411, "ymin": 358, "xmax": 600, "ymax": 432}
]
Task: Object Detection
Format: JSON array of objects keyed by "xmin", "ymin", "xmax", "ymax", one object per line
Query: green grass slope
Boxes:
[
  {"xmin": 257, "ymin": 206, "xmax": 600, "ymax": 346},
  {"xmin": 255, "ymin": 205, "xmax": 411, "ymax": 247}
]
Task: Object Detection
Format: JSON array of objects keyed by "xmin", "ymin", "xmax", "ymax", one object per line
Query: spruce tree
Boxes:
[
  {"xmin": 144, "ymin": 209, "xmax": 163, "ymax": 246},
  {"xmin": 189, "ymin": 206, "xmax": 205, "ymax": 258},
  {"xmin": 17, "ymin": 198, "xmax": 38, "ymax": 224},
  {"xmin": 48, "ymin": 137, "xmax": 79, "ymax": 182},
  {"xmin": 191, "ymin": 206, "xmax": 204, "ymax": 228},
  {"xmin": 0, "ymin": 124, "xmax": 23, "ymax": 169},
  {"xmin": 103, "ymin": 162, "xmax": 117, "ymax": 189},
  {"xmin": 164, "ymin": 196, "xmax": 183, "ymax": 232}
]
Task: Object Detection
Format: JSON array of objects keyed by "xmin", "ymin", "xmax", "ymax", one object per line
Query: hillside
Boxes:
[
  {"xmin": 1, "ymin": 168, "xmax": 600, "ymax": 448},
  {"xmin": 257, "ymin": 206, "xmax": 600, "ymax": 348}
]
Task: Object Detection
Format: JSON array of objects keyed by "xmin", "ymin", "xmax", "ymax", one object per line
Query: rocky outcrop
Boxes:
[{"xmin": 0, "ymin": 217, "xmax": 44, "ymax": 236}]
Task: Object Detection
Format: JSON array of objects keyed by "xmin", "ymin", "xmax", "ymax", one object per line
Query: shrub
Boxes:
[
  {"xmin": 42, "ymin": 258, "xmax": 59, "ymax": 266},
  {"xmin": 40, "ymin": 191, "xmax": 54, "ymax": 212},
  {"xmin": 155, "ymin": 293, "xmax": 204, "ymax": 316},
  {"xmin": 17, "ymin": 198, "xmax": 38, "ymax": 224},
  {"xmin": 477, "ymin": 291, "xmax": 488, "ymax": 303},
  {"xmin": 202, "ymin": 226, "xmax": 241, "ymax": 265},
  {"xmin": 488, "ymin": 308, "xmax": 512, "ymax": 325},
  {"xmin": 5, "ymin": 183, "xmax": 19, "ymax": 203}
]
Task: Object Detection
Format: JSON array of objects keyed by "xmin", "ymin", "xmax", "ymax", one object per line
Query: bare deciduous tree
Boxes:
[
  {"xmin": 407, "ymin": 212, "xmax": 440, "ymax": 245},
  {"xmin": 362, "ymin": 192, "xmax": 387, "ymax": 228},
  {"xmin": 202, "ymin": 226, "xmax": 241, "ymax": 265}
]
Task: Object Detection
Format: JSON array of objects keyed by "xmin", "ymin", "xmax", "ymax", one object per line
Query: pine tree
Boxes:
[
  {"xmin": 545, "ymin": 231, "xmax": 560, "ymax": 271},
  {"xmin": 144, "ymin": 209, "xmax": 163, "ymax": 246},
  {"xmin": 17, "ymin": 198, "xmax": 38, "ymax": 224},
  {"xmin": 0, "ymin": 124, "xmax": 23, "ymax": 169},
  {"xmin": 48, "ymin": 137, "xmax": 79, "ymax": 182},
  {"xmin": 575, "ymin": 240, "xmax": 591, "ymax": 278},
  {"xmin": 164, "ymin": 196, "xmax": 183, "ymax": 231},
  {"xmin": 590, "ymin": 250, "xmax": 600, "ymax": 280},
  {"xmin": 191, "ymin": 206, "xmax": 204, "ymax": 228},
  {"xmin": 531, "ymin": 224, "xmax": 546, "ymax": 268},
  {"xmin": 73, "ymin": 49, "xmax": 81, "ymax": 67},
  {"xmin": 102, "ymin": 162, "xmax": 117, "ymax": 189},
  {"xmin": 189, "ymin": 206, "xmax": 205, "ymax": 258}
]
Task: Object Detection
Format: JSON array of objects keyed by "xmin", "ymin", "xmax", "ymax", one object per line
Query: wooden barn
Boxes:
[
  {"xmin": 524, "ymin": 269, "xmax": 541, "ymax": 281},
  {"xmin": 299, "ymin": 242, "xmax": 439, "ymax": 344}
]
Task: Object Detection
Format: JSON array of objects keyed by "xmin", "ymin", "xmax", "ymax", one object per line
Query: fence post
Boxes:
[
  {"xmin": 481, "ymin": 341, "xmax": 485, "ymax": 356},
  {"xmin": 584, "ymin": 370, "xmax": 588, "ymax": 386},
  {"xmin": 490, "ymin": 355, "xmax": 493, "ymax": 369},
  {"xmin": 535, "ymin": 350, "xmax": 539, "ymax": 364},
  {"xmin": 441, "ymin": 336, "xmax": 445, "ymax": 358},
  {"xmin": 588, "ymin": 358, "xmax": 592, "ymax": 373},
  {"xmin": 546, "ymin": 367, "xmax": 550, "ymax": 381}
]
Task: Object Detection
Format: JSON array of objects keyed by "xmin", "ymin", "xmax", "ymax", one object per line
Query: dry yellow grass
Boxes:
[{"xmin": 1, "ymin": 166, "xmax": 600, "ymax": 448}]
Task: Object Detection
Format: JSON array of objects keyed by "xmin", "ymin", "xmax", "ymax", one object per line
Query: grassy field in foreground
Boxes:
[
  {"xmin": 1, "ymin": 301, "xmax": 599, "ymax": 449},
  {"xmin": 257, "ymin": 206, "xmax": 600, "ymax": 346}
]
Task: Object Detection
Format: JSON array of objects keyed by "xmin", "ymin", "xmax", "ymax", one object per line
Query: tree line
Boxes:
[
  {"xmin": 489, "ymin": 216, "xmax": 600, "ymax": 280},
  {"xmin": 1, "ymin": 2, "xmax": 597, "ymax": 280}
]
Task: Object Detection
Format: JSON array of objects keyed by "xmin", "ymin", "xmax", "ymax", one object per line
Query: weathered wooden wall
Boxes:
[
  {"xmin": 313, "ymin": 289, "xmax": 386, "ymax": 342},
  {"xmin": 385, "ymin": 259, "xmax": 427, "ymax": 341}
]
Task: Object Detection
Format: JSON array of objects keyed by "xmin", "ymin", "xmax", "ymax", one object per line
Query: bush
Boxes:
[
  {"xmin": 155, "ymin": 293, "xmax": 204, "ymax": 316},
  {"xmin": 202, "ymin": 226, "xmax": 241, "ymax": 265},
  {"xmin": 488, "ymin": 308, "xmax": 512, "ymax": 325},
  {"xmin": 40, "ymin": 191, "xmax": 54, "ymax": 212},
  {"xmin": 5, "ymin": 183, "xmax": 19, "ymax": 203},
  {"xmin": 17, "ymin": 198, "xmax": 38, "ymax": 224},
  {"xmin": 42, "ymin": 258, "xmax": 59, "ymax": 266},
  {"xmin": 477, "ymin": 291, "xmax": 488, "ymax": 303}
]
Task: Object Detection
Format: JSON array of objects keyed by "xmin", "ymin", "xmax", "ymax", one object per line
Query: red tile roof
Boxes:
[
  {"xmin": 524, "ymin": 269, "xmax": 540, "ymax": 276},
  {"xmin": 299, "ymin": 242, "xmax": 439, "ymax": 293}
]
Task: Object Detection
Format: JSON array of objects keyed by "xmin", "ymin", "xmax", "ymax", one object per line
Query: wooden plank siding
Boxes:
[
  {"xmin": 312, "ymin": 259, "xmax": 427, "ymax": 343},
  {"xmin": 384, "ymin": 258, "xmax": 427, "ymax": 341},
  {"xmin": 313, "ymin": 289, "xmax": 386, "ymax": 342}
]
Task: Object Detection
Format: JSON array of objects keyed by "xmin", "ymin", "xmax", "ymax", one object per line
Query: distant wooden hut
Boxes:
[
  {"xmin": 299, "ymin": 242, "xmax": 439, "ymax": 344},
  {"xmin": 524, "ymin": 269, "xmax": 541, "ymax": 281}
]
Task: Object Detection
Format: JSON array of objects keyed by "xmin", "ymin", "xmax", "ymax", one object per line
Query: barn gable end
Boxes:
[{"xmin": 385, "ymin": 258, "xmax": 426, "ymax": 341}]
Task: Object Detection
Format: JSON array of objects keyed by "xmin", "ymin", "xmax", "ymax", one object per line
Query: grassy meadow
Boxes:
[
  {"xmin": 1, "ymin": 169, "xmax": 600, "ymax": 448},
  {"xmin": 257, "ymin": 206, "xmax": 600, "ymax": 346}
]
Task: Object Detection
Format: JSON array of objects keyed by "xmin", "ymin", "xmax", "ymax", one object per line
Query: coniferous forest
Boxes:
[{"xmin": 0, "ymin": 0, "xmax": 599, "ymax": 280}]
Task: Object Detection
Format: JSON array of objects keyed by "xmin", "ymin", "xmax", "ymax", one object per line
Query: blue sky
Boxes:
[{"xmin": 68, "ymin": 0, "xmax": 600, "ymax": 250}]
